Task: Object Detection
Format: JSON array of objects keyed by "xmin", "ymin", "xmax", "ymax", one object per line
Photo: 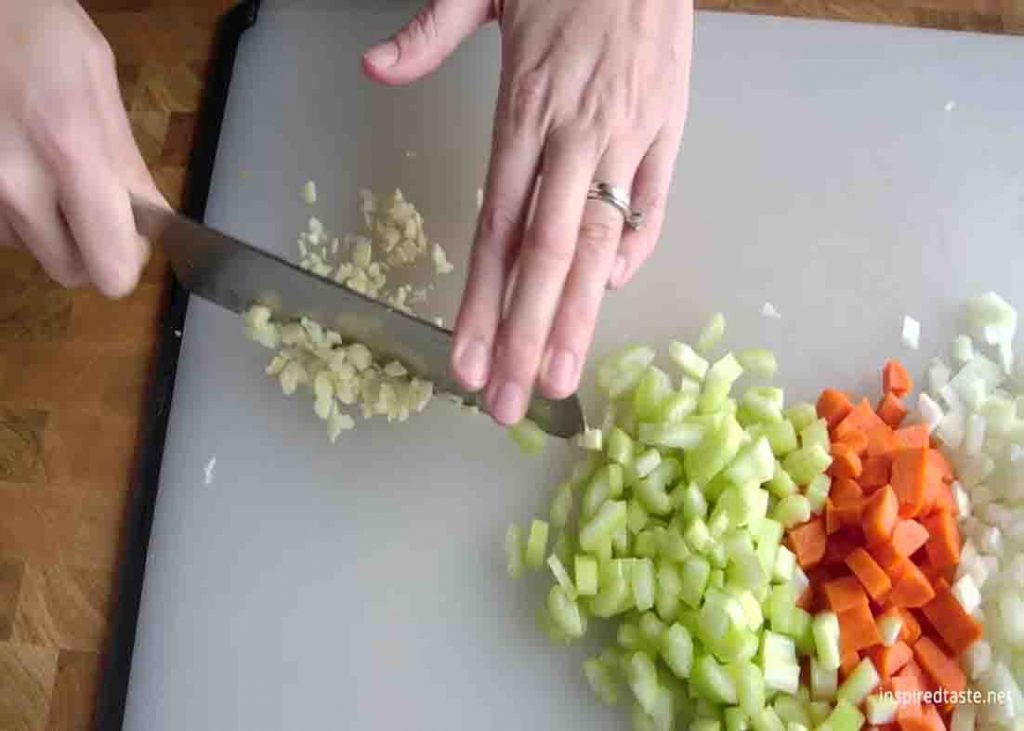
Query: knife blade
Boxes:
[{"xmin": 132, "ymin": 199, "xmax": 585, "ymax": 438}]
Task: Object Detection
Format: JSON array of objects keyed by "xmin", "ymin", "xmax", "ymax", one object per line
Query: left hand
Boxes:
[{"xmin": 363, "ymin": 0, "xmax": 693, "ymax": 425}]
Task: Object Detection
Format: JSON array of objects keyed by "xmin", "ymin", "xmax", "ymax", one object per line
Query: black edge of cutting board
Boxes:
[{"xmin": 95, "ymin": 2, "xmax": 261, "ymax": 728}]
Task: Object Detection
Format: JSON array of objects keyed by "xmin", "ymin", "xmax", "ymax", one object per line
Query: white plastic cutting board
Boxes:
[{"xmin": 123, "ymin": 3, "xmax": 1024, "ymax": 729}]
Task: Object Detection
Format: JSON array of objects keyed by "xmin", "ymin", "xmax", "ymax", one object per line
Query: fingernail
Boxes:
[
  {"xmin": 491, "ymin": 382, "xmax": 526, "ymax": 425},
  {"xmin": 455, "ymin": 338, "xmax": 490, "ymax": 389},
  {"xmin": 543, "ymin": 348, "xmax": 577, "ymax": 395},
  {"xmin": 364, "ymin": 41, "xmax": 399, "ymax": 69},
  {"xmin": 610, "ymin": 254, "xmax": 627, "ymax": 287}
]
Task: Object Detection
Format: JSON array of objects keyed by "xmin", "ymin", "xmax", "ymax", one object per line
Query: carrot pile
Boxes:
[{"xmin": 785, "ymin": 361, "xmax": 984, "ymax": 730}]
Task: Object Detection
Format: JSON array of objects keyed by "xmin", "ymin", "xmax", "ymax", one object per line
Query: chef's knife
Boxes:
[{"xmin": 132, "ymin": 199, "xmax": 585, "ymax": 438}]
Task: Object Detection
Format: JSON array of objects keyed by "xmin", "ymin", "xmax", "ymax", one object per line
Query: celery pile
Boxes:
[{"xmin": 507, "ymin": 316, "xmax": 843, "ymax": 731}]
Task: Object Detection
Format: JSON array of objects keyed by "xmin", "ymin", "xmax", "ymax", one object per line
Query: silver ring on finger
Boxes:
[{"xmin": 587, "ymin": 181, "xmax": 645, "ymax": 231}]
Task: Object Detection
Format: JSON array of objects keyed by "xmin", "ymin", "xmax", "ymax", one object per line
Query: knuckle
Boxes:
[
  {"xmin": 505, "ymin": 70, "xmax": 549, "ymax": 133},
  {"xmin": 396, "ymin": 6, "xmax": 438, "ymax": 53},
  {"xmin": 96, "ymin": 256, "xmax": 140, "ymax": 299},
  {"xmin": 478, "ymin": 203, "xmax": 518, "ymax": 244},
  {"xmin": 577, "ymin": 218, "xmax": 620, "ymax": 256},
  {"xmin": 85, "ymin": 31, "xmax": 117, "ymax": 75}
]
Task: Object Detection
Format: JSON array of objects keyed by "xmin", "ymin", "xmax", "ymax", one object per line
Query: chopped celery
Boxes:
[
  {"xmin": 772, "ymin": 695, "xmax": 810, "ymax": 727},
  {"xmin": 784, "ymin": 403, "xmax": 818, "ymax": 433},
  {"xmin": 670, "ymin": 340, "xmax": 710, "ymax": 380},
  {"xmin": 760, "ymin": 632, "xmax": 800, "ymax": 694},
  {"xmin": 634, "ymin": 530, "xmax": 658, "ymax": 558},
  {"xmin": 635, "ymin": 459, "xmax": 681, "ymax": 515},
  {"xmin": 552, "ymin": 531, "xmax": 573, "ymax": 565},
  {"xmin": 750, "ymin": 707, "xmax": 785, "ymax": 731},
  {"xmin": 730, "ymin": 661, "xmax": 766, "ymax": 716},
  {"xmin": 726, "ymin": 437, "xmax": 776, "ymax": 486},
  {"xmin": 726, "ymin": 546, "xmax": 768, "ymax": 591},
  {"xmin": 580, "ymin": 501, "xmax": 627, "ymax": 552},
  {"xmin": 708, "ymin": 544, "xmax": 728, "ymax": 570},
  {"xmin": 634, "ymin": 366, "xmax": 674, "ymax": 421},
  {"xmin": 619, "ymin": 621, "xmax": 642, "ymax": 650},
  {"xmin": 772, "ymin": 494, "xmax": 811, "ymax": 529},
  {"xmin": 626, "ymin": 651, "xmax": 660, "ymax": 715},
  {"xmin": 549, "ymin": 481, "xmax": 574, "ymax": 529},
  {"xmin": 693, "ymin": 654, "xmax": 739, "ymax": 705},
  {"xmin": 597, "ymin": 345, "xmax": 656, "ymax": 397},
  {"xmin": 767, "ymin": 462, "xmax": 798, "ymax": 498},
  {"xmin": 764, "ymin": 420, "xmax": 799, "ymax": 456},
  {"xmin": 639, "ymin": 421, "xmax": 706, "ymax": 450},
  {"xmin": 662, "ymin": 622, "xmax": 695, "ymax": 679},
  {"xmin": 697, "ymin": 312, "xmax": 727, "ymax": 354},
  {"xmin": 738, "ymin": 591, "xmax": 764, "ymax": 630},
  {"xmin": 658, "ymin": 528, "xmax": 692, "ymax": 563},
  {"xmin": 655, "ymin": 559, "xmax": 683, "ymax": 622},
  {"xmin": 505, "ymin": 524, "xmax": 524, "ymax": 578},
  {"xmin": 684, "ymin": 517, "xmax": 713, "ymax": 553},
  {"xmin": 510, "ymin": 418, "xmax": 547, "ymax": 455},
  {"xmin": 737, "ymin": 349, "xmax": 778, "ymax": 379},
  {"xmin": 673, "ymin": 482, "xmax": 708, "ymax": 521},
  {"xmin": 608, "ymin": 427, "xmax": 635, "ymax": 466},
  {"xmin": 724, "ymin": 707, "xmax": 750, "ymax": 731},
  {"xmin": 865, "ymin": 694, "xmax": 898, "ymax": 725},
  {"xmin": 583, "ymin": 464, "xmax": 625, "ymax": 518},
  {"xmin": 798, "ymin": 419, "xmax": 829, "ymax": 452},
  {"xmin": 633, "ymin": 558, "xmax": 656, "ymax": 611},
  {"xmin": 782, "ymin": 445, "xmax": 831, "ymax": 486},
  {"xmin": 575, "ymin": 555, "xmax": 598, "ymax": 596},
  {"xmin": 809, "ymin": 657, "xmax": 837, "ymax": 701},
  {"xmin": 812, "ymin": 611, "xmax": 841, "ymax": 671},
  {"xmin": 639, "ymin": 612, "xmax": 667, "ymax": 648},
  {"xmin": 837, "ymin": 657, "xmax": 879, "ymax": 705},
  {"xmin": 680, "ymin": 555, "xmax": 712, "ymax": 608},
  {"xmin": 547, "ymin": 585, "xmax": 585, "ymax": 638},
  {"xmin": 583, "ymin": 656, "xmax": 621, "ymax": 705},
  {"xmin": 822, "ymin": 699, "xmax": 864, "ymax": 731},
  {"xmin": 687, "ymin": 415, "xmax": 746, "ymax": 485},
  {"xmin": 591, "ymin": 559, "xmax": 631, "ymax": 617},
  {"xmin": 772, "ymin": 545, "xmax": 797, "ymax": 583},
  {"xmin": 576, "ymin": 427, "xmax": 604, "ymax": 451},
  {"xmin": 548, "ymin": 554, "xmax": 575, "ymax": 596},
  {"xmin": 876, "ymin": 614, "xmax": 902, "ymax": 647},
  {"xmin": 659, "ymin": 391, "xmax": 698, "ymax": 422},
  {"xmin": 804, "ymin": 474, "xmax": 831, "ymax": 515},
  {"xmin": 634, "ymin": 448, "xmax": 662, "ymax": 478},
  {"xmin": 525, "ymin": 519, "xmax": 550, "ymax": 570},
  {"xmin": 692, "ymin": 720, "xmax": 724, "ymax": 731},
  {"xmin": 807, "ymin": 701, "xmax": 831, "ymax": 727},
  {"xmin": 627, "ymin": 499, "xmax": 650, "ymax": 534},
  {"xmin": 699, "ymin": 354, "xmax": 744, "ymax": 413}
]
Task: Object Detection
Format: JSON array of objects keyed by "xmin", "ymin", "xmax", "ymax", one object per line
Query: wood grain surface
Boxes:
[{"xmin": 0, "ymin": 0, "xmax": 1019, "ymax": 728}]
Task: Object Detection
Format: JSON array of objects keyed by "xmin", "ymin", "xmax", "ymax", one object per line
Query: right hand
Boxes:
[{"xmin": 0, "ymin": 0, "xmax": 167, "ymax": 297}]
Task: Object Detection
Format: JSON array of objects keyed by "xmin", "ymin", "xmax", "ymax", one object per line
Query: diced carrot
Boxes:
[
  {"xmin": 839, "ymin": 601, "xmax": 883, "ymax": 653},
  {"xmin": 899, "ymin": 608, "xmax": 922, "ymax": 644},
  {"xmin": 888, "ymin": 561, "xmax": 935, "ymax": 608},
  {"xmin": 892, "ymin": 519, "xmax": 930, "ymax": 557},
  {"xmin": 896, "ymin": 658, "xmax": 931, "ymax": 689},
  {"xmin": 870, "ymin": 640, "xmax": 913, "ymax": 681},
  {"xmin": 921, "ymin": 510, "xmax": 960, "ymax": 569},
  {"xmin": 832, "ymin": 478, "xmax": 865, "ymax": 505},
  {"xmin": 877, "ymin": 393, "xmax": 908, "ymax": 428},
  {"xmin": 929, "ymin": 480, "xmax": 956, "ymax": 517},
  {"xmin": 920, "ymin": 580, "xmax": 983, "ymax": 655},
  {"xmin": 894, "ymin": 425, "xmax": 930, "ymax": 450},
  {"xmin": 919, "ymin": 559, "xmax": 954, "ymax": 587},
  {"xmin": 840, "ymin": 649, "xmax": 861, "ymax": 680},
  {"xmin": 831, "ymin": 442, "xmax": 864, "ymax": 480},
  {"xmin": 836, "ymin": 399, "xmax": 888, "ymax": 439},
  {"xmin": 845, "ymin": 547, "xmax": 893, "ymax": 602},
  {"xmin": 883, "ymin": 361, "xmax": 913, "ymax": 398},
  {"xmin": 860, "ymin": 456, "xmax": 892, "ymax": 490},
  {"xmin": 824, "ymin": 576, "xmax": 870, "ymax": 613},
  {"xmin": 866, "ymin": 426, "xmax": 900, "ymax": 458},
  {"xmin": 922, "ymin": 705, "xmax": 944, "ymax": 731},
  {"xmin": 891, "ymin": 449, "xmax": 930, "ymax": 518},
  {"xmin": 890, "ymin": 673, "xmax": 925, "ymax": 711},
  {"xmin": 823, "ymin": 530, "xmax": 861, "ymax": 569},
  {"xmin": 838, "ymin": 429, "xmax": 869, "ymax": 456},
  {"xmin": 818, "ymin": 389, "xmax": 855, "ymax": 430},
  {"xmin": 913, "ymin": 636, "xmax": 966, "ymax": 693},
  {"xmin": 897, "ymin": 704, "xmax": 943, "ymax": 731},
  {"xmin": 787, "ymin": 518, "xmax": 827, "ymax": 569},
  {"xmin": 827, "ymin": 499, "xmax": 863, "ymax": 534},
  {"xmin": 927, "ymin": 449, "xmax": 955, "ymax": 484},
  {"xmin": 871, "ymin": 542, "xmax": 907, "ymax": 581},
  {"xmin": 796, "ymin": 586, "xmax": 815, "ymax": 612},
  {"xmin": 864, "ymin": 485, "xmax": 900, "ymax": 546}
]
